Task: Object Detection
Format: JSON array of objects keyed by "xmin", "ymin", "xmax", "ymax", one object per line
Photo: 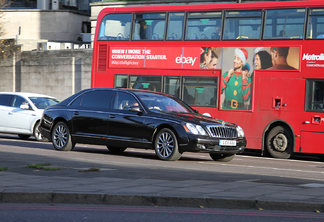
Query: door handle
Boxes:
[
  {"xmin": 8, "ymin": 112, "xmax": 13, "ymax": 115},
  {"xmin": 304, "ymin": 121, "xmax": 310, "ymax": 124},
  {"xmin": 109, "ymin": 114, "xmax": 115, "ymax": 119},
  {"xmin": 74, "ymin": 111, "xmax": 79, "ymax": 115}
]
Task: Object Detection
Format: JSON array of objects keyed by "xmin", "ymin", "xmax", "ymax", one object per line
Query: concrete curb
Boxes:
[{"xmin": 1, "ymin": 192, "xmax": 323, "ymax": 212}]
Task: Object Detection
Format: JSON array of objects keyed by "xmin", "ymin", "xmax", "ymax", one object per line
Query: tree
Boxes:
[
  {"xmin": 0, "ymin": 0, "xmax": 19, "ymax": 61},
  {"xmin": 0, "ymin": 0, "xmax": 8, "ymax": 37}
]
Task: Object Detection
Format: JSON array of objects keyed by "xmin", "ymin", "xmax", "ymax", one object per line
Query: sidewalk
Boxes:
[{"xmin": 1, "ymin": 154, "xmax": 324, "ymax": 213}]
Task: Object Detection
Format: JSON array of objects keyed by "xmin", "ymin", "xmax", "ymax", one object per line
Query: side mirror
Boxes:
[
  {"xmin": 20, "ymin": 104, "xmax": 30, "ymax": 110},
  {"xmin": 129, "ymin": 106, "xmax": 143, "ymax": 113},
  {"xmin": 202, "ymin": 113, "xmax": 212, "ymax": 117}
]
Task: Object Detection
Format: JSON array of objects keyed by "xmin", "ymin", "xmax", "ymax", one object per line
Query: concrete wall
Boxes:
[
  {"xmin": 0, "ymin": 49, "xmax": 92, "ymax": 101},
  {"xmin": 1, "ymin": 10, "xmax": 90, "ymax": 51}
]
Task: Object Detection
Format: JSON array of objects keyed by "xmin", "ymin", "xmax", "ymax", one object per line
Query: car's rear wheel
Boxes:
[
  {"xmin": 266, "ymin": 125, "xmax": 293, "ymax": 159},
  {"xmin": 107, "ymin": 146, "xmax": 127, "ymax": 154},
  {"xmin": 209, "ymin": 153, "xmax": 235, "ymax": 162},
  {"xmin": 52, "ymin": 121, "xmax": 73, "ymax": 151},
  {"xmin": 18, "ymin": 134, "xmax": 30, "ymax": 140},
  {"xmin": 33, "ymin": 121, "xmax": 48, "ymax": 142},
  {"xmin": 154, "ymin": 128, "xmax": 181, "ymax": 161}
]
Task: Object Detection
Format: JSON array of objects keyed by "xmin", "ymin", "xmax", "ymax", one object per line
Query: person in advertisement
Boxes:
[
  {"xmin": 206, "ymin": 50, "xmax": 219, "ymax": 69},
  {"xmin": 268, "ymin": 47, "xmax": 297, "ymax": 70},
  {"xmin": 200, "ymin": 47, "xmax": 212, "ymax": 69},
  {"xmin": 200, "ymin": 47, "xmax": 219, "ymax": 69},
  {"xmin": 221, "ymin": 48, "xmax": 251, "ymax": 110},
  {"xmin": 254, "ymin": 47, "xmax": 272, "ymax": 70}
]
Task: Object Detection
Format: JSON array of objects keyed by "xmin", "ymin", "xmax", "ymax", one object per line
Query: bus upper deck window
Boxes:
[
  {"xmin": 133, "ymin": 13, "xmax": 166, "ymax": 40},
  {"xmin": 167, "ymin": 12, "xmax": 185, "ymax": 40},
  {"xmin": 223, "ymin": 10, "xmax": 262, "ymax": 40},
  {"xmin": 185, "ymin": 11, "xmax": 222, "ymax": 40},
  {"xmin": 98, "ymin": 13, "xmax": 132, "ymax": 41},
  {"xmin": 264, "ymin": 9, "xmax": 305, "ymax": 40},
  {"xmin": 307, "ymin": 8, "xmax": 324, "ymax": 39}
]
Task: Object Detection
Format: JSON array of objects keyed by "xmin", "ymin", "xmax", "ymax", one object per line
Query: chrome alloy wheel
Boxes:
[
  {"xmin": 53, "ymin": 124, "xmax": 68, "ymax": 148},
  {"xmin": 156, "ymin": 131, "xmax": 175, "ymax": 158},
  {"xmin": 33, "ymin": 121, "xmax": 48, "ymax": 142},
  {"xmin": 34, "ymin": 126, "xmax": 43, "ymax": 140}
]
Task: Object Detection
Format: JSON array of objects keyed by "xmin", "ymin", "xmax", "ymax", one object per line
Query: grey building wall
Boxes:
[
  {"xmin": 2, "ymin": 10, "xmax": 90, "ymax": 51},
  {"xmin": 0, "ymin": 49, "xmax": 92, "ymax": 101}
]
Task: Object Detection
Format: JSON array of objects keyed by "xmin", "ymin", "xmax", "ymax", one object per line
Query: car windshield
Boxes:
[
  {"xmin": 134, "ymin": 92, "xmax": 192, "ymax": 113},
  {"xmin": 29, "ymin": 97, "xmax": 60, "ymax": 109}
]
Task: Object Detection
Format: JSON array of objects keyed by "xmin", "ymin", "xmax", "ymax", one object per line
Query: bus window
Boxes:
[
  {"xmin": 183, "ymin": 77, "xmax": 218, "ymax": 107},
  {"xmin": 185, "ymin": 11, "xmax": 222, "ymax": 40},
  {"xmin": 164, "ymin": 76, "xmax": 181, "ymax": 98},
  {"xmin": 306, "ymin": 80, "xmax": 324, "ymax": 111},
  {"xmin": 264, "ymin": 9, "xmax": 305, "ymax": 39},
  {"xmin": 307, "ymin": 8, "xmax": 324, "ymax": 39},
  {"xmin": 98, "ymin": 13, "xmax": 132, "ymax": 40},
  {"xmin": 223, "ymin": 10, "xmax": 262, "ymax": 40},
  {"xmin": 167, "ymin": 12, "xmax": 185, "ymax": 40},
  {"xmin": 115, "ymin": 75, "xmax": 128, "ymax": 88},
  {"xmin": 130, "ymin": 75, "xmax": 162, "ymax": 91},
  {"xmin": 133, "ymin": 13, "xmax": 166, "ymax": 40}
]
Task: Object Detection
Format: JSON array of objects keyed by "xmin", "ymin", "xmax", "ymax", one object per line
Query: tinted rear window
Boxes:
[
  {"xmin": 0, "ymin": 95, "xmax": 13, "ymax": 106},
  {"xmin": 80, "ymin": 90, "xmax": 113, "ymax": 109}
]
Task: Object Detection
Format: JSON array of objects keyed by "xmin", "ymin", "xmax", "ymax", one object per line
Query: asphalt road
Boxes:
[
  {"xmin": 1, "ymin": 133, "xmax": 324, "ymax": 213},
  {"xmin": 1, "ymin": 204, "xmax": 324, "ymax": 222},
  {"xmin": 0, "ymin": 133, "xmax": 323, "ymax": 184}
]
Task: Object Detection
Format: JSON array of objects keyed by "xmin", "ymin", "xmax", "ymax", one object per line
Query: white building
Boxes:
[{"xmin": 1, "ymin": 0, "xmax": 92, "ymax": 51}]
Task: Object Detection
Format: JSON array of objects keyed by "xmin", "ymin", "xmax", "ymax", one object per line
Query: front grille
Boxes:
[{"xmin": 207, "ymin": 126, "xmax": 237, "ymax": 138}]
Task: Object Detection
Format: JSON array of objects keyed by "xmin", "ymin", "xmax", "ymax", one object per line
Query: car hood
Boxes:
[{"xmin": 157, "ymin": 111, "xmax": 237, "ymax": 127}]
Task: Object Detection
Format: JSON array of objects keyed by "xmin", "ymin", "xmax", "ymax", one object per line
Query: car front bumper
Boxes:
[{"xmin": 179, "ymin": 136, "xmax": 247, "ymax": 154}]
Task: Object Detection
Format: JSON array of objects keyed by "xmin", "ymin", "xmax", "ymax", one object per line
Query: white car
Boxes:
[{"xmin": 0, "ymin": 92, "xmax": 60, "ymax": 141}]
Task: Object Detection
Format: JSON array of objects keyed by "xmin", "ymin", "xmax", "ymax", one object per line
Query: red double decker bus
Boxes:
[{"xmin": 91, "ymin": 0, "xmax": 324, "ymax": 159}]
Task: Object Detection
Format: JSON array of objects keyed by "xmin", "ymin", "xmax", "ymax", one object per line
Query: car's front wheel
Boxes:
[
  {"xmin": 154, "ymin": 128, "xmax": 181, "ymax": 161},
  {"xmin": 209, "ymin": 153, "xmax": 235, "ymax": 162},
  {"xmin": 33, "ymin": 121, "xmax": 48, "ymax": 142},
  {"xmin": 52, "ymin": 121, "xmax": 73, "ymax": 151}
]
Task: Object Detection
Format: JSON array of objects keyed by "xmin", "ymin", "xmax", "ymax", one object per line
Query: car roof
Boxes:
[
  {"xmin": 77, "ymin": 88, "xmax": 171, "ymax": 96},
  {"xmin": 99, "ymin": 88, "xmax": 172, "ymax": 97},
  {"xmin": 0, "ymin": 92, "xmax": 56, "ymax": 98}
]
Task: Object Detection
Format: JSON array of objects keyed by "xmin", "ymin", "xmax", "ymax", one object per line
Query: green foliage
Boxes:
[
  {"xmin": 0, "ymin": 167, "xmax": 8, "ymax": 171},
  {"xmin": 0, "ymin": 39, "xmax": 19, "ymax": 60},
  {"xmin": 1, "ymin": 1, "xmax": 19, "ymax": 61},
  {"xmin": 26, "ymin": 163, "xmax": 61, "ymax": 171}
]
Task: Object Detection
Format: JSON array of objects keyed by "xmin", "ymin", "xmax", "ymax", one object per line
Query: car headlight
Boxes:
[
  {"xmin": 184, "ymin": 123, "xmax": 207, "ymax": 135},
  {"xmin": 236, "ymin": 126, "xmax": 245, "ymax": 138}
]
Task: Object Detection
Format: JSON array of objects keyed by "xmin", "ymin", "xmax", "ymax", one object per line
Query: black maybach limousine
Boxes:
[{"xmin": 40, "ymin": 88, "xmax": 246, "ymax": 161}]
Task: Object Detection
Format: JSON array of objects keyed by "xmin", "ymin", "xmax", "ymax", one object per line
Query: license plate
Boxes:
[{"xmin": 219, "ymin": 140, "xmax": 236, "ymax": 146}]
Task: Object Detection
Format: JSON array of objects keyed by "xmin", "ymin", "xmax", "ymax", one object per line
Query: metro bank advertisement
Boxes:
[{"xmin": 109, "ymin": 47, "xmax": 202, "ymax": 69}]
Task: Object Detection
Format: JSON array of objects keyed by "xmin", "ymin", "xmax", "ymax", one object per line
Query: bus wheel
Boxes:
[
  {"xmin": 266, "ymin": 125, "xmax": 293, "ymax": 159},
  {"xmin": 154, "ymin": 128, "xmax": 181, "ymax": 161}
]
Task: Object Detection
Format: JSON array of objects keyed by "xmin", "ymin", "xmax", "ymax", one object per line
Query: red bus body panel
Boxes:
[{"xmin": 91, "ymin": 0, "xmax": 324, "ymax": 155}]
